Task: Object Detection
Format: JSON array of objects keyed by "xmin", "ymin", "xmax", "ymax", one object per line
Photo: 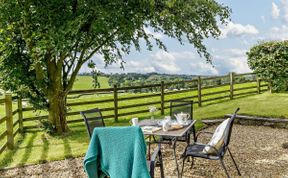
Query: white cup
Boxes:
[
  {"xmin": 131, "ymin": 118, "xmax": 139, "ymax": 126},
  {"xmin": 162, "ymin": 120, "xmax": 170, "ymax": 132},
  {"xmin": 164, "ymin": 116, "xmax": 171, "ymax": 122}
]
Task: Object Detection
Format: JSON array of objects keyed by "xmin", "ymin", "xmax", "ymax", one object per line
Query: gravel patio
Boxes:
[{"xmin": 1, "ymin": 124, "xmax": 288, "ymax": 178}]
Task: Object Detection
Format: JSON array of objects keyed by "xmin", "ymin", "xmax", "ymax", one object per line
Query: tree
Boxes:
[
  {"xmin": 87, "ymin": 61, "xmax": 101, "ymax": 88},
  {"xmin": 247, "ymin": 41, "xmax": 288, "ymax": 92},
  {"xmin": 0, "ymin": 0, "xmax": 230, "ymax": 134}
]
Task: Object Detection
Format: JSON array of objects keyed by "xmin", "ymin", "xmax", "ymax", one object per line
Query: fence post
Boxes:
[
  {"xmin": 5, "ymin": 93, "xmax": 14, "ymax": 149},
  {"xmin": 160, "ymin": 81, "xmax": 164, "ymax": 115},
  {"xmin": 197, "ymin": 76, "xmax": 202, "ymax": 107},
  {"xmin": 113, "ymin": 85, "xmax": 118, "ymax": 122},
  {"xmin": 229, "ymin": 72, "xmax": 234, "ymax": 100},
  {"xmin": 257, "ymin": 78, "xmax": 261, "ymax": 94},
  {"xmin": 17, "ymin": 96, "xmax": 23, "ymax": 133},
  {"xmin": 268, "ymin": 81, "xmax": 272, "ymax": 93}
]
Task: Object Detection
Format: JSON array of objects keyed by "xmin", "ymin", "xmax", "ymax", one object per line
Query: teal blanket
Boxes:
[{"xmin": 83, "ymin": 126, "xmax": 150, "ymax": 178}]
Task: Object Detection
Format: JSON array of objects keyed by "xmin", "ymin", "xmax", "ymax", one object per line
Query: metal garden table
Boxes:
[{"xmin": 139, "ymin": 119, "xmax": 196, "ymax": 178}]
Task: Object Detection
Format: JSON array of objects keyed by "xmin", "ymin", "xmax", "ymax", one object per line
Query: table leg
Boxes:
[
  {"xmin": 148, "ymin": 136, "xmax": 151, "ymax": 160},
  {"xmin": 172, "ymin": 137, "xmax": 180, "ymax": 178}
]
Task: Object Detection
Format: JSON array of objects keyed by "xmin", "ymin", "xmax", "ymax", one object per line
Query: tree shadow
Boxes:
[
  {"xmin": 39, "ymin": 134, "xmax": 49, "ymax": 163},
  {"xmin": 201, "ymin": 93, "xmax": 256, "ymax": 107},
  {"xmin": 63, "ymin": 137, "xmax": 72, "ymax": 159},
  {"xmin": 38, "ymin": 134, "xmax": 51, "ymax": 177},
  {"xmin": 19, "ymin": 132, "xmax": 37, "ymax": 166},
  {"xmin": 0, "ymin": 134, "xmax": 25, "ymax": 168}
]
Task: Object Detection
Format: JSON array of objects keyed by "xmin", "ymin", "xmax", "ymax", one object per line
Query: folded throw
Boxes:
[{"xmin": 83, "ymin": 126, "xmax": 150, "ymax": 178}]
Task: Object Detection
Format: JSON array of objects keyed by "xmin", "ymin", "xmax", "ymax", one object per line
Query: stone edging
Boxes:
[{"xmin": 202, "ymin": 115, "xmax": 288, "ymax": 129}]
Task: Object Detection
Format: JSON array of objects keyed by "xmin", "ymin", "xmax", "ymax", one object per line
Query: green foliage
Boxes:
[
  {"xmin": 107, "ymin": 73, "xmax": 254, "ymax": 92},
  {"xmin": 87, "ymin": 61, "xmax": 101, "ymax": 88},
  {"xmin": 0, "ymin": 0, "xmax": 230, "ymax": 132},
  {"xmin": 38, "ymin": 118, "xmax": 55, "ymax": 135},
  {"xmin": 247, "ymin": 41, "xmax": 288, "ymax": 92},
  {"xmin": 108, "ymin": 73, "xmax": 197, "ymax": 92}
]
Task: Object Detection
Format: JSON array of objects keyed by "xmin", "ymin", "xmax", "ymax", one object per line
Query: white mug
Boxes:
[
  {"xmin": 164, "ymin": 116, "xmax": 171, "ymax": 122},
  {"xmin": 130, "ymin": 118, "xmax": 138, "ymax": 126},
  {"xmin": 162, "ymin": 120, "xmax": 170, "ymax": 132}
]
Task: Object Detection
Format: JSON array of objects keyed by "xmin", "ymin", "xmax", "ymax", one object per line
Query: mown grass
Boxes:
[
  {"xmin": 1, "ymin": 92, "xmax": 288, "ymax": 168},
  {"xmin": 72, "ymin": 76, "xmax": 110, "ymax": 90},
  {"xmin": 0, "ymin": 75, "xmax": 285, "ymax": 169}
]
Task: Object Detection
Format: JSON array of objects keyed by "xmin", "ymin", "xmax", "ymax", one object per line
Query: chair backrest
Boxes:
[
  {"xmin": 223, "ymin": 108, "xmax": 240, "ymax": 147},
  {"xmin": 170, "ymin": 99, "xmax": 193, "ymax": 120},
  {"xmin": 80, "ymin": 108, "xmax": 105, "ymax": 138}
]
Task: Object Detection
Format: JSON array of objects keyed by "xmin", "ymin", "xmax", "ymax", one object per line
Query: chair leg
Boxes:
[
  {"xmin": 190, "ymin": 157, "xmax": 194, "ymax": 169},
  {"xmin": 159, "ymin": 152, "xmax": 164, "ymax": 178},
  {"xmin": 186, "ymin": 134, "xmax": 191, "ymax": 162},
  {"xmin": 227, "ymin": 147, "xmax": 241, "ymax": 176},
  {"xmin": 192, "ymin": 125, "xmax": 196, "ymax": 142},
  {"xmin": 181, "ymin": 156, "xmax": 188, "ymax": 177},
  {"xmin": 219, "ymin": 158, "xmax": 230, "ymax": 178}
]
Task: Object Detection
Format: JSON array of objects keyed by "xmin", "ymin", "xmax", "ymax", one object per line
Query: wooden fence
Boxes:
[{"xmin": 0, "ymin": 72, "xmax": 269, "ymax": 154}]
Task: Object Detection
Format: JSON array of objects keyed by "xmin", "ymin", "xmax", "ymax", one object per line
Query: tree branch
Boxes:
[
  {"xmin": 85, "ymin": 28, "xmax": 120, "ymax": 61},
  {"xmin": 64, "ymin": 29, "xmax": 120, "ymax": 93},
  {"xmin": 64, "ymin": 46, "xmax": 89, "ymax": 93}
]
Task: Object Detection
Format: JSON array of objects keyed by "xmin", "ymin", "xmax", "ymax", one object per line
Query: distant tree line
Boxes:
[{"xmin": 106, "ymin": 73, "xmax": 255, "ymax": 93}]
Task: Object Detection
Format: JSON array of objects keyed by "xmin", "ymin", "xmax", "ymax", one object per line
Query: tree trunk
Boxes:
[
  {"xmin": 48, "ymin": 91, "xmax": 68, "ymax": 134},
  {"xmin": 47, "ymin": 59, "xmax": 69, "ymax": 134}
]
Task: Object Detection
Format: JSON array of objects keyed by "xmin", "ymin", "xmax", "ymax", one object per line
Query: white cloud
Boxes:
[
  {"xmin": 268, "ymin": 25, "xmax": 288, "ymax": 40},
  {"xmin": 80, "ymin": 48, "xmax": 252, "ymax": 76},
  {"xmin": 212, "ymin": 48, "xmax": 251, "ymax": 74},
  {"xmin": 151, "ymin": 51, "xmax": 180, "ymax": 73},
  {"xmin": 261, "ymin": 16, "xmax": 266, "ymax": 23},
  {"xmin": 272, "ymin": 2, "xmax": 280, "ymax": 19},
  {"xmin": 128, "ymin": 61, "xmax": 156, "ymax": 73},
  {"xmin": 190, "ymin": 63, "xmax": 218, "ymax": 75},
  {"xmin": 220, "ymin": 21, "xmax": 259, "ymax": 38},
  {"xmin": 281, "ymin": 0, "xmax": 288, "ymax": 22}
]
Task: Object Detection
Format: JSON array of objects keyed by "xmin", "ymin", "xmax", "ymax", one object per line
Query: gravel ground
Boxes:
[{"xmin": 1, "ymin": 124, "xmax": 288, "ymax": 178}]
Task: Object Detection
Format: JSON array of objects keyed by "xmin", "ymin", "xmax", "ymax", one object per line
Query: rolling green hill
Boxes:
[{"xmin": 72, "ymin": 76, "xmax": 110, "ymax": 90}]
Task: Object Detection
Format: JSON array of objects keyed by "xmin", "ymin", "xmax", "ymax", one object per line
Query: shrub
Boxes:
[{"xmin": 247, "ymin": 41, "xmax": 288, "ymax": 92}]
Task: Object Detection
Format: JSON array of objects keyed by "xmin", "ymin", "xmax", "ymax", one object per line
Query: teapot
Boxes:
[
  {"xmin": 162, "ymin": 120, "xmax": 171, "ymax": 132},
  {"xmin": 174, "ymin": 112, "xmax": 190, "ymax": 124}
]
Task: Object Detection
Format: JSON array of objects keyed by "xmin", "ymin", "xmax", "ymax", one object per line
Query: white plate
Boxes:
[{"xmin": 157, "ymin": 120, "xmax": 192, "ymax": 126}]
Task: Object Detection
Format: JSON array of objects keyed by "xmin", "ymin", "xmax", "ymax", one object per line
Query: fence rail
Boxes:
[{"xmin": 0, "ymin": 72, "xmax": 269, "ymax": 154}]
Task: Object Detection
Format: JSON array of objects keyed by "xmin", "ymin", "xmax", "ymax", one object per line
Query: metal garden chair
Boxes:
[
  {"xmin": 160, "ymin": 99, "xmax": 196, "ymax": 145},
  {"xmin": 81, "ymin": 109, "xmax": 164, "ymax": 178},
  {"xmin": 80, "ymin": 108, "xmax": 105, "ymax": 138},
  {"xmin": 181, "ymin": 108, "xmax": 241, "ymax": 178},
  {"xmin": 148, "ymin": 144, "xmax": 165, "ymax": 178}
]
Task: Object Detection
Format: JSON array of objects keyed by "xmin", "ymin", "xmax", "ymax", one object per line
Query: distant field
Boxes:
[{"xmin": 72, "ymin": 76, "xmax": 110, "ymax": 90}]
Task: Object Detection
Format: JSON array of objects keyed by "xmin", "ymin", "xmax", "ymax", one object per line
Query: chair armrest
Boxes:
[{"xmin": 194, "ymin": 142, "xmax": 221, "ymax": 156}]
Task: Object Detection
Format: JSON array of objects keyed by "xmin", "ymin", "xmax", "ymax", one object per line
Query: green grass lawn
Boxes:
[
  {"xmin": 0, "ymin": 92, "xmax": 288, "ymax": 168},
  {"xmin": 72, "ymin": 76, "xmax": 110, "ymax": 90}
]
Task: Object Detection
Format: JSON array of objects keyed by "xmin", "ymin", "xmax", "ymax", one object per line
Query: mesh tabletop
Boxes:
[{"xmin": 139, "ymin": 119, "xmax": 196, "ymax": 137}]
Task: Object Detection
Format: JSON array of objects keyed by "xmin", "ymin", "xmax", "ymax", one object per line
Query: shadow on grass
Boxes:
[
  {"xmin": 63, "ymin": 137, "xmax": 72, "ymax": 159},
  {"xmin": 19, "ymin": 132, "xmax": 37, "ymax": 166},
  {"xmin": 0, "ymin": 133, "xmax": 25, "ymax": 168},
  {"xmin": 39, "ymin": 134, "xmax": 49, "ymax": 164},
  {"xmin": 201, "ymin": 93, "xmax": 256, "ymax": 107}
]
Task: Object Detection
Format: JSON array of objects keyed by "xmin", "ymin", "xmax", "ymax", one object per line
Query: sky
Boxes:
[{"xmin": 80, "ymin": 0, "xmax": 288, "ymax": 76}]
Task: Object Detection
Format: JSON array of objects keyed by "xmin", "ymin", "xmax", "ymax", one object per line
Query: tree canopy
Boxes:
[
  {"xmin": 247, "ymin": 41, "xmax": 288, "ymax": 92},
  {"xmin": 0, "ymin": 0, "xmax": 230, "ymax": 133}
]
